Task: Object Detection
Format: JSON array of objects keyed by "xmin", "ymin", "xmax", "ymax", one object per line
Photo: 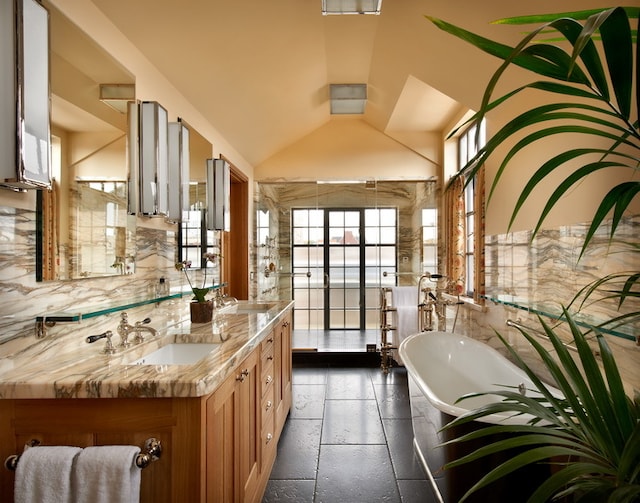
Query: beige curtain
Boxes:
[
  {"xmin": 474, "ymin": 170, "xmax": 485, "ymax": 303},
  {"xmin": 444, "ymin": 176, "xmax": 466, "ymax": 295}
]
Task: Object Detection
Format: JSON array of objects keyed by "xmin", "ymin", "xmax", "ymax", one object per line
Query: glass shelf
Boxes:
[
  {"xmin": 483, "ymin": 294, "xmax": 637, "ymax": 342},
  {"xmin": 36, "ymin": 283, "xmax": 227, "ymax": 324}
]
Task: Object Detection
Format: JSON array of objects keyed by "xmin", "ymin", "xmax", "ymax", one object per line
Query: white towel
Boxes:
[
  {"xmin": 14, "ymin": 445, "xmax": 82, "ymax": 503},
  {"xmin": 72, "ymin": 445, "xmax": 141, "ymax": 503},
  {"xmin": 391, "ymin": 286, "xmax": 417, "ymax": 308},
  {"xmin": 390, "ymin": 287, "xmax": 419, "ymax": 365}
]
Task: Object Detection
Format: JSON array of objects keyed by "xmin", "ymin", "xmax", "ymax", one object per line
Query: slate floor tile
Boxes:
[{"xmin": 315, "ymin": 444, "xmax": 400, "ymax": 503}]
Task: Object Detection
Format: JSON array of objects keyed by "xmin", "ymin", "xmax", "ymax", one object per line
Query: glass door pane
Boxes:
[{"xmin": 326, "ymin": 209, "xmax": 362, "ymax": 329}]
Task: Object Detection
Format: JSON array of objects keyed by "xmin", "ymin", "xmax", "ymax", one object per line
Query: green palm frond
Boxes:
[
  {"xmin": 428, "ymin": 7, "xmax": 640, "ymax": 253},
  {"xmin": 440, "ymin": 310, "xmax": 640, "ymax": 502}
]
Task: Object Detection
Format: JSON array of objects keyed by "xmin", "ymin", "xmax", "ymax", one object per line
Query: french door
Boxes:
[{"xmin": 292, "ymin": 207, "xmax": 397, "ymax": 331}]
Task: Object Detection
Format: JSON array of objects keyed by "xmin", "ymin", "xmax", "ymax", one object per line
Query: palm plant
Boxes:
[
  {"xmin": 444, "ymin": 311, "xmax": 640, "ymax": 502},
  {"xmin": 429, "ymin": 7, "xmax": 639, "ymax": 321},
  {"xmin": 425, "ymin": 6, "xmax": 640, "ymax": 502}
]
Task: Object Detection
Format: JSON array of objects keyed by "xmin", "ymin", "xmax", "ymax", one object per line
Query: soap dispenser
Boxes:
[{"xmin": 157, "ymin": 277, "xmax": 170, "ymax": 297}]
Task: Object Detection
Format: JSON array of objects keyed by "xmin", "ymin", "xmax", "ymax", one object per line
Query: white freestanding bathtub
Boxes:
[
  {"xmin": 398, "ymin": 331, "xmax": 561, "ymax": 502},
  {"xmin": 399, "ymin": 330, "xmax": 554, "ymax": 424}
]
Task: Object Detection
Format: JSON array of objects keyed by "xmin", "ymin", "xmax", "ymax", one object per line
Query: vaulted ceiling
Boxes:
[{"xmin": 58, "ymin": 0, "xmax": 622, "ymax": 169}]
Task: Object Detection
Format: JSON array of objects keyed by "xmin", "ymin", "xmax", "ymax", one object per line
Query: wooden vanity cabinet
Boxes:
[
  {"xmin": 0, "ymin": 310, "xmax": 293, "ymax": 503},
  {"xmin": 206, "ymin": 348, "xmax": 260, "ymax": 503}
]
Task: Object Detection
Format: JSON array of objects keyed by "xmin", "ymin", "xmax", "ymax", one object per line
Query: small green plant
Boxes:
[{"xmin": 175, "ymin": 252, "xmax": 218, "ymax": 302}]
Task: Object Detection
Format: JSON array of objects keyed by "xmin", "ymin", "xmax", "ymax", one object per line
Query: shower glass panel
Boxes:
[{"xmin": 254, "ymin": 180, "xmax": 438, "ymax": 351}]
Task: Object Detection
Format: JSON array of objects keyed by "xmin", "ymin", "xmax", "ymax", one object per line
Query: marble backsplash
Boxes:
[{"xmin": 0, "ymin": 206, "xmax": 179, "ymax": 348}]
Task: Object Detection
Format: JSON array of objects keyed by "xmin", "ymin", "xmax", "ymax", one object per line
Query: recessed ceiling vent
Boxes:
[
  {"xmin": 329, "ymin": 84, "xmax": 367, "ymax": 114},
  {"xmin": 322, "ymin": 0, "xmax": 382, "ymax": 15}
]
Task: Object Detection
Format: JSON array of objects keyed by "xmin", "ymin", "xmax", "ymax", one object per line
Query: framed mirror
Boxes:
[{"xmin": 37, "ymin": 1, "xmax": 136, "ymax": 281}]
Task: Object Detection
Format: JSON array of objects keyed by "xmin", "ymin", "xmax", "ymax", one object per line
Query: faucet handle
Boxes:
[{"xmin": 86, "ymin": 331, "xmax": 116, "ymax": 354}]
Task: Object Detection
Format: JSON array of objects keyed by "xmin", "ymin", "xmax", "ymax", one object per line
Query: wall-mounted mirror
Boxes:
[
  {"xmin": 38, "ymin": 1, "xmax": 136, "ymax": 281},
  {"xmin": 177, "ymin": 124, "xmax": 221, "ymax": 282}
]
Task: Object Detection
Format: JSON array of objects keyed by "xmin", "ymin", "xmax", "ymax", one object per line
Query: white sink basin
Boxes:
[
  {"xmin": 222, "ymin": 303, "xmax": 274, "ymax": 314},
  {"xmin": 129, "ymin": 343, "xmax": 221, "ymax": 366}
]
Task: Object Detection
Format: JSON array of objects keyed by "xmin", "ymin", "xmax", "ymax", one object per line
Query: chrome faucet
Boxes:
[
  {"xmin": 132, "ymin": 320, "xmax": 158, "ymax": 344},
  {"xmin": 418, "ymin": 273, "xmax": 453, "ymax": 332},
  {"xmin": 117, "ymin": 312, "xmax": 156, "ymax": 347}
]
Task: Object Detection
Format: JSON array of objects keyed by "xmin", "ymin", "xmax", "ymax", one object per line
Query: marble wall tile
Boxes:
[
  {"xmin": 462, "ymin": 215, "xmax": 640, "ymax": 392},
  {"xmin": 0, "ymin": 206, "xmax": 176, "ymax": 353}
]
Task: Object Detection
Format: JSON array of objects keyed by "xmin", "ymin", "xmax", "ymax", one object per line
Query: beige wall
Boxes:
[
  {"xmin": 49, "ymin": 0, "xmax": 253, "ymax": 182},
  {"xmin": 255, "ymin": 118, "xmax": 438, "ymax": 181}
]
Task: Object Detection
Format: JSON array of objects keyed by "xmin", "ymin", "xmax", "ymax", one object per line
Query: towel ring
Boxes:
[{"xmin": 4, "ymin": 437, "xmax": 162, "ymax": 471}]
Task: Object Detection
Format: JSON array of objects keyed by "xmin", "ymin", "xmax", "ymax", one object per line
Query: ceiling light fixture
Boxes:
[
  {"xmin": 329, "ymin": 84, "xmax": 367, "ymax": 114},
  {"xmin": 322, "ymin": 0, "xmax": 381, "ymax": 15},
  {"xmin": 100, "ymin": 84, "xmax": 135, "ymax": 113}
]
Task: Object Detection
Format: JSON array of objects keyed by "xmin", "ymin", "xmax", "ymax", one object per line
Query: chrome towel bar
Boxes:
[{"xmin": 4, "ymin": 437, "xmax": 162, "ymax": 471}]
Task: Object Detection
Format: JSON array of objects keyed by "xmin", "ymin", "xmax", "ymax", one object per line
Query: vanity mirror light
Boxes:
[
  {"xmin": 206, "ymin": 158, "xmax": 230, "ymax": 232},
  {"xmin": 167, "ymin": 118, "xmax": 190, "ymax": 222},
  {"xmin": 37, "ymin": 0, "xmax": 136, "ymax": 281},
  {"xmin": 128, "ymin": 100, "xmax": 169, "ymax": 217},
  {"xmin": 0, "ymin": 0, "xmax": 51, "ymax": 189}
]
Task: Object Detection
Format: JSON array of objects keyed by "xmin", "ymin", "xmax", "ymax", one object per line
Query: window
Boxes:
[
  {"xmin": 458, "ymin": 119, "xmax": 485, "ymax": 298},
  {"xmin": 421, "ymin": 208, "xmax": 437, "ymax": 275},
  {"xmin": 178, "ymin": 182, "xmax": 220, "ymax": 283}
]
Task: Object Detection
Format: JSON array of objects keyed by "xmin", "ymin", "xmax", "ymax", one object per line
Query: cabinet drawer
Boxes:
[
  {"xmin": 262, "ymin": 413, "xmax": 276, "ymax": 460},
  {"xmin": 261, "ymin": 363, "xmax": 274, "ymax": 398},
  {"xmin": 261, "ymin": 340, "xmax": 275, "ymax": 368},
  {"xmin": 261, "ymin": 331, "xmax": 275, "ymax": 354},
  {"xmin": 261, "ymin": 383, "xmax": 275, "ymax": 426}
]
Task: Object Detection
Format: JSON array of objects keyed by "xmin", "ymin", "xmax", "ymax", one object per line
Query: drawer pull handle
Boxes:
[
  {"xmin": 266, "ymin": 433, "xmax": 273, "ymax": 444},
  {"xmin": 267, "ymin": 355, "xmax": 274, "ymax": 361},
  {"xmin": 267, "ymin": 337, "xmax": 274, "ymax": 343},
  {"xmin": 265, "ymin": 400, "xmax": 272, "ymax": 410},
  {"xmin": 236, "ymin": 369, "xmax": 250, "ymax": 382},
  {"xmin": 265, "ymin": 375, "xmax": 273, "ymax": 385}
]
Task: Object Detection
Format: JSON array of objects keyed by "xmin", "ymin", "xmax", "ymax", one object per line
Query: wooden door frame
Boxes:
[{"xmin": 224, "ymin": 164, "xmax": 249, "ymax": 300}]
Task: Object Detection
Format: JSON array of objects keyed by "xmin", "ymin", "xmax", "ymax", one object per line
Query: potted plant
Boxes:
[
  {"xmin": 426, "ymin": 7, "xmax": 640, "ymax": 502},
  {"xmin": 176, "ymin": 252, "xmax": 219, "ymax": 323}
]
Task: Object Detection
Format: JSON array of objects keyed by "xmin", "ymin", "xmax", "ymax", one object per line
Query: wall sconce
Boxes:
[
  {"xmin": 329, "ymin": 84, "xmax": 367, "ymax": 114},
  {"xmin": 99, "ymin": 84, "xmax": 135, "ymax": 114},
  {"xmin": 322, "ymin": 0, "xmax": 381, "ymax": 15},
  {"xmin": 127, "ymin": 101, "xmax": 169, "ymax": 216},
  {"xmin": 167, "ymin": 119, "xmax": 190, "ymax": 222},
  {"xmin": 206, "ymin": 158, "xmax": 230, "ymax": 231},
  {"xmin": 0, "ymin": 0, "xmax": 51, "ymax": 190}
]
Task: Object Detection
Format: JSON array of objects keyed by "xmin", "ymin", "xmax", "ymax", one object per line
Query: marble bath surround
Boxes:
[
  {"xmin": 452, "ymin": 215, "xmax": 640, "ymax": 394},
  {"xmin": 0, "ymin": 300, "xmax": 293, "ymax": 399}
]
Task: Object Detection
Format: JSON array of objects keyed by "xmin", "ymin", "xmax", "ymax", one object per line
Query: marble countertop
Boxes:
[{"xmin": 0, "ymin": 300, "xmax": 294, "ymax": 400}]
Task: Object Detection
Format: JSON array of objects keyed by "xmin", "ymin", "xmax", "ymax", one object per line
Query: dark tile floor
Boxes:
[{"xmin": 262, "ymin": 363, "xmax": 439, "ymax": 503}]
